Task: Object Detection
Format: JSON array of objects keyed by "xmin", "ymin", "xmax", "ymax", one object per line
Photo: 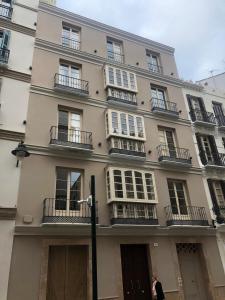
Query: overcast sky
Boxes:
[{"xmin": 57, "ymin": 0, "xmax": 225, "ymax": 81}]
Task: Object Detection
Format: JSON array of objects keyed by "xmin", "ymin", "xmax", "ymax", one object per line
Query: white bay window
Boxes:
[
  {"xmin": 106, "ymin": 167, "xmax": 157, "ymax": 203},
  {"xmin": 106, "ymin": 109, "xmax": 145, "ymax": 140}
]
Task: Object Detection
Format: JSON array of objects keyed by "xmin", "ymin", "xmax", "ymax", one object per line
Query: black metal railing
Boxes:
[
  {"xmin": 151, "ymin": 98, "xmax": 178, "ymax": 114},
  {"xmin": 0, "ymin": 48, "xmax": 10, "ymax": 64},
  {"xmin": 50, "ymin": 126, "xmax": 93, "ymax": 149},
  {"xmin": 165, "ymin": 205, "xmax": 209, "ymax": 226},
  {"xmin": 107, "ymin": 50, "xmax": 124, "ymax": 63},
  {"xmin": 110, "ymin": 202, "xmax": 158, "ymax": 225},
  {"xmin": 204, "ymin": 152, "xmax": 225, "ymax": 167},
  {"xmin": 107, "ymin": 88, "xmax": 137, "ymax": 105},
  {"xmin": 0, "ymin": 4, "xmax": 13, "ymax": 19},
  {"xmin": 216, "ymin": 115, "xmax": 225, "ymax": 127},
  {"xmin": 108, "ymin": 137, "xmax": 145, "ymax": 158},
  {"xmin": 190, "ymin": 109, "xmax": 216, "ymax": 124},
  {"xmin": 42, "ymin": 198, "xmax": 95, "ymax": 224},
  {"xmin": 61, "ymin": 36, "xmax": 80, "ymax": 50},
  {"xmin": 54, "ymin": 73, "xmax": 89, "ymax": 95},
  {"xmin": 157, "ymin": 144, "xmax": 191, "ymax": 164},
  {"xmin": 148, "ymin": 63, "xmax": 163, "ymax": 73}
]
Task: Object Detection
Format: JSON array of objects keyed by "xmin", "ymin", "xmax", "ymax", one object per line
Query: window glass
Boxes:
[
  {"xmin": 108, "ymin": 67, "xmax": 114, "ymax": 84},
  {"xmin": 122, "ymin": 71, "xmax": 128, "ymax": 88},
  {"xmin": 129, "ymin": 73, "xmax": 136, "ymax": 90},
  {"xmin": 120, "ymin": 113, "xmax": 127, "ymax": 135},
  {"xmin": 114, "ymin": 170, "xmax": 123, "ymax": 198},
  {"xmin": 128, "ymin": 115, "xmax": 135, "ymax": 136},
  {"xmin": 135, "ymin": 171, "xmax": 144, "ymax": 199},
  {"xmin": 125, "ymin": 171, "xmax": 134, "ymax": 198},
  {"xmin": 111, "ymin": 112, "xmax": 118, "ymax": 133},
  {"xmin": 116, "ymin": 69, "xmax": 122, "ymax": 86},
  {"xmin": 136, "ymin": 117, "xmax": 143, "ymax": 137},
  {"xmin": 145, "ymin": 173, "xmax": 155, "ymax": 200}
]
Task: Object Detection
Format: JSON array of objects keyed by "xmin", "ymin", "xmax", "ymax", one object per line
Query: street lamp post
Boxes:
[{"xmin": 90, "ymin": 175, "xmax": 98, "ymax": 300}]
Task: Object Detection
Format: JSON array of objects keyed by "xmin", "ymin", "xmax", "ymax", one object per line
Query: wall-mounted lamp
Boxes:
[{"xmin": 11, "ymin": 141, "xmax": 30, "ymax": 167}]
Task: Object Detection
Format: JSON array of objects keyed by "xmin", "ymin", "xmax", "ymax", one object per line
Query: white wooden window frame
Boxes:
[
  {"xmin": 104, "ymin": 65, "xmax": 138, "ymax": 93},
  {"xmin": 106, "ymin": 167, "xmax": 158, "ymax": 204},
  {"xmin": 105, "ymin": 109, "xmax": 146, "ymax": 141}
]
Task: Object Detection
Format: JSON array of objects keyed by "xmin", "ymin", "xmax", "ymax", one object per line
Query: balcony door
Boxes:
[
  {"xmin": 168, "ymin": 180, "xmax": 189, "ymax": 218},
  {"xmin": 159, "ymin": 128, "xmax": 176, "ymax": 157},
  {"xmin": 55, "ymin": 168, "xmax": 82, "ymax": 214},
  {"xmin": 62, "ymin": 26, "xmax": 80, "ymax": 50},
  {"xmin": 59, "ymin": 64, "xmax": 81, "ymax": 89},
  {"xmin": 151, "ymin": 87, "xmax": 166, "ymax": 110},
  {"xmin": 200, "ymin": 135, "xmax": 214, "ymax": 163},
  {"xmin": 213, "ymin": 181, "xmax": 225, "ymax": 217},
  {"xmin": 213, "ymin": 102, "xmax": 225, "ymax": 126},
  {"xmin": 58, "ymin": 110, "xmax": 81, "ymax": 144}
]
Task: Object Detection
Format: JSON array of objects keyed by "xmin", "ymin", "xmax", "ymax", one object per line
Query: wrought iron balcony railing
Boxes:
[
  {"xmin": 151, "ymin": 98, "xmax": 178, "ymax": 116},
  {"xmin": 0, "ymin": 4, "xmax": 13, "ymax": 19},
  {"xmin": 165, "ymin": 205, "xmax": 209, "ymax": 226},
  {"xmin": 54, "ymin": 73, "xmax": 89, "ymax": 95},
  {"xmin": 203, "ymin": 152, "xmax": 225, "ymax": 167},
  {"xmin": 50, "ymin": 126, "xmax": 93, "ymax": 150},
  {"xmin": 110, "ymin": 202, "xmax": 158, "ymax": 225},
  {"xmin": 0, "ymin": 48, "xmax": 10, "ymax": 64},
  {"xmin": 107, "ymin": 50, "xmax": 124, "ymax": 63},
  {"xmin": 157, "ymin": 144, "xmax": 192, "ymax": 165},
  {"xmin": 190, "ymin": 109, "xmax": 216, "ymax": 125},
  {"xmin": 61, "ymin": 36, "xmax": 80, "ymax": 50},
  {"xmin": 148, "ymin": 63, "xmax": 163, "ymax": 74},
  {"xmin": 108, "ymin": 137, "xmax": 146, "ymax": 158},
  {"xmin": 107, "ymin": 88, "xmax": 137, "ymax": 106},
  {"xmin": 42, "ymin": 198, "xmax": 95, "ymax": 224}
]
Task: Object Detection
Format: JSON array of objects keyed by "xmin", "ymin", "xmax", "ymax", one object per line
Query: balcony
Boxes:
[
  {"xmin": 204, "ymin": 152, "xmax": 225, "ymax": 169},
  {"xmin": 148, "ymin": 63, "xmax": 163, "ymax": 74},
  {"xmin": 165, "ymin": 205, "xmax": 209, "ymax": 226},
  {"xmin": 151, "ymin": 98, "xmax": 179, "ymax": 118},
  {"xmin": 108, "ymin": 137, "xmax": 146, "ymax": 160},
  {"xmin": 42, "ymin": 198, "xmax": 93, "ymax": 224},
  {"xmin": 157, "ymin": 144, "xmax": 192, "ymax": 167},
  {"xmin": 216, "ymin": 116, "xmax": 225, "ymax": 131},
  {"xmin": 50, "ymin": 126, "xmax": 93, "ymax": 152},
  {"xmin": 54, "ymin": 74, "xmax": 89, "ymax": 96},
  {"xmin": 110, "ymin": 202, "xmax": 158, "ymax": 225},
  {"xmin": 107, "ymin": 88, "xmax": 137, "ymax": 108},
  {"xmin": 0, "ymin": 4, "xmax": 13, "ymax": 19},
  {"xmin": 0, "ymin": 48, "xmax": 10, "ymax": 65},
  {"xmin": 107, "ymin": 50, "xmax": 124, "ymax": 63},
  {"xmin": 190, "ymin": 109, "xmax": 216, "ymax": 128},
  {"xmin": 61, "ymin": 36, "xmax": 80, "ymax": 50}
]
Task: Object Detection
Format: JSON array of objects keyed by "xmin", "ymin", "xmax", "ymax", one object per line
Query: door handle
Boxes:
[
  {"xmin": 126, "ymin": 291, "xmax": 130, "ymax": 295},
  {"xmin": 141, "ymin": 290, "xmax": 145, "ymax": 294}
]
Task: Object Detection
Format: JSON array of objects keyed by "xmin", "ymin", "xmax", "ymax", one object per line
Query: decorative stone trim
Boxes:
[
  {"xmin": 0, "ymin": 129, "xmax": 25, "ymax": 141},
  {"xmin": 0, "ymin": 68, "xmax": 31, "ymax": 83},
  {"xmin": 0, "ymin": 18, "xmax": 36, "ymax": 37},
  {"xmin": 0, "ymin": 207, "xmax": 17, "ymax": 220}
]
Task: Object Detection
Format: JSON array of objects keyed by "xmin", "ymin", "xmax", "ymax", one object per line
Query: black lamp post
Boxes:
[{"xmin": 11, "ymin": 141, "xmax": 30, "ymax": 167}]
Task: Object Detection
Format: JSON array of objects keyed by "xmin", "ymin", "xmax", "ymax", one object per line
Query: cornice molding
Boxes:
[
  {"xmin": 0, "ymin": 207, "xmax": 17, "ymax": 220},
  {"xmin": 0, "ymin": 129, "xmax": 25, "ymax": 141},
  {"xmin": 30, "ymin": 85, "xmax": 192, "ymax": 127},
  {"xmin": 0, "ymin": 68, "xmax": 31, "ymax": 82},
  {"xmin": 39, "ymin": 3, "xmax": 174, "ymax": 55},
  {"xmin": 35, "ymin": 39, "xmax": 186, "ymax": 88},
  {"xmin": 0, "ymin": 17, "xmax": 36, "ymax": 37},
  {"xmin": 26, "ymin": 144, "xmax": 203, "ymax": 175}
]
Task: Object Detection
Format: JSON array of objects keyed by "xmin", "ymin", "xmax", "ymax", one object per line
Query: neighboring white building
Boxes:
[
  {"xmin": 183, "ymin": 83, "xmax": 225, "ymax": 273},
  {"xmin": 0, "ymin": 0, "xmax": 38, "ymax": 299},
  {"xmin": 197, "ymin": 72, "xmax": 225, "ymax": 93}
]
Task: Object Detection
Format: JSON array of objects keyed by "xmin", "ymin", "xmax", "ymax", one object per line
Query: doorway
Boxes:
[
  {"xmin": 121, "ymin": 244, "xmax": 152, "ymax": 300},
  {"xmin": 46, "ymin": 245, "xmax": 88, "ymax": 300},
  {"xmin": 177, "ymin": 243, "xmax": 211, "ymax": 300}
]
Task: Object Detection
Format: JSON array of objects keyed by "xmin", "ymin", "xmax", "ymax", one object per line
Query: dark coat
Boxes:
[{"xmin": 155, "ymin": 281, "xmax": 165, "ymax": 300}]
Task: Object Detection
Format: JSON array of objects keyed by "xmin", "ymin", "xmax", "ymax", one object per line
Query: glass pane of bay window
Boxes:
[
  {"xmin": 106, "ymin": 171, "xmax": 111, "ymax": 199},
  {"xmin": 114, "ymin": 170, "xmax": 123, "ymax": 198},
  {"xmin": 128, "ymin": 115, "xmax": 135, "ymax": 136},
  {"xmin": 108, "ymin": 67, "xmax": 114, "ymax": 84},
  {"xmin": 129, "ymin": 73, "xmax": 136, "ymax": 90},
  {"xmin": 111, "ymin": 112, "xmax": 118, "ymax": 133},
  {"xmin": 125, "ymin": 171, "xmax": 134, "ymax": 198},
  {"xmin": 122, "ymin": 71, "xmax": 129, "ymax": 88},
  {"xmin": 136, "ymin": 117, "xmax": 144, "ymax": 137},
  {"xmin": 116, "ymin": 69, "xmax": 122, "ymax": 86},
  {"xmin": 145, "ymin": 174, "xmax": 155, "ymax": 200},
  {"xmin": 135, "ymin": 171, "xmax": 145, "ymax": 199},
  {"xmin": 120, "ymin": 113, "xmax": 128, "ymax": 135}
]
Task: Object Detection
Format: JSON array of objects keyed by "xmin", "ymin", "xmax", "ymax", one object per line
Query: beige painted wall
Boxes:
[
  {"xmin": 0, "ymin": 78, "xmax": 30, "ymax": 133},
  {"xmin": 12, "ymin": 4, "xmax": 37, "ymax": 30}
]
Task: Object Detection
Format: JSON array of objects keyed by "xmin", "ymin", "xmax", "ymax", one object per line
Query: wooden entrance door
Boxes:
[
  {"xmin": 121, "ymin": 244, "xmax": 152, "ymax": 300},
  {"xmin": 177, "ymin": 243, "xmax": 209, "ymax": 300},
  {"xmin": 46, "ymin": 245, "xmax": 87, "ymax": 300}
]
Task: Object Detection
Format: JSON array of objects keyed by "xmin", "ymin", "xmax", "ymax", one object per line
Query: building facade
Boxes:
[
  {"xmin": 183, "ymin": 83, "xmax": 225, "ymax": 274},
  {"xmin": 197, "ymin": 72, "xmax": 225, "ymax": 92},
  {"xmin": 0, "ymin": 0, "xmax": 38, "ymax": 299},
  {"xmin": 6, "ymin": 2, "xmax": 225, "ymax": 300}
]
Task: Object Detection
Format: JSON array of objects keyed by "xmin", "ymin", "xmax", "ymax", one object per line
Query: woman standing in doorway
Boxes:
[{"xmin": 152, "ymin": 276, "xmax": 165, "ymax": 300}]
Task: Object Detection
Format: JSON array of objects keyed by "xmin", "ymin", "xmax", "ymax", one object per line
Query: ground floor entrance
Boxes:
[
  {"xmin": 46, "ymin": 245, "xmax": 88, "ymax": 300},
  {"xmin": 121, "ymin": 244, "xmax": 152, "ymax": 300},
  {"xmin": 177, "ymin": 243, "xmax": 211, "ymax": 300}
]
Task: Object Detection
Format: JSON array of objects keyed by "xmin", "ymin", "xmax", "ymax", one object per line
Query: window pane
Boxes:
[
  {"xmin": 136, "ymin": 117, "xmax": 144, "ymax": 138},
  {"xmin": 135, "ymin": 171, "xmax": 144, "ymax": 199},
  {"xmin": 108, "ymin": 67, "xmax": 114, "ymax": 84},
  {"xmin": 129, "ymin": 73, "xmax": 136, "ymax": 90},
  {"xmin": 116, "ymin": 69, "xmax": 122, "ymax": 86},
  {"xmin": 128, "ymin": 115, "xmax": 135, "ymax": 136},
  {"xmin": 125, "ymin": 171, "xmax": 134, "ymax": 198},
  {"xmin": 122, "ymin": 71, "xmax": 128, "ymax": 88},
  {"xmin": 145, "ymin": 173, "xmax": 155, "ymax": 200},
  {"xmin": 120, "ymin": 113, "xmax": 128, "ymax": 135},
  {"xmin": 70, "ymin": 171, "xmax": 81, "ymax": 210},
  {"xmin": 111, "ymin": 112, "xmax": 118, "ymax": 133},
  {"xmin": 106, "ymin": 171, "xmax": 111, "ymax": 199},
  {"xmin": 114, "ymin": 170, "xmax": 123, "ymax": 198}
]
